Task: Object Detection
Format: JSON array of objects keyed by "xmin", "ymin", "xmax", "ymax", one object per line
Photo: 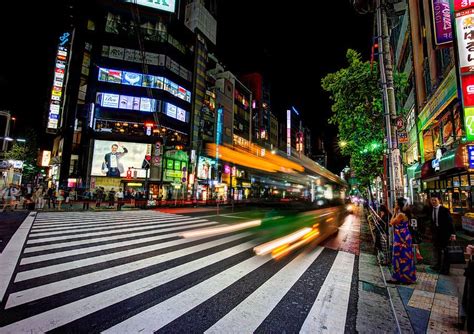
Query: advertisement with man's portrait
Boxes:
[{"xmin": 91, "ymin": 140, "xmax": 151, "ymax": 178}]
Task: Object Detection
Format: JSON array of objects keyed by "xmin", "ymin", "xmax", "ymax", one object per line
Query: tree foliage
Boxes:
[
  {"xmin": 321, "ymin": 49, "xmax": 407, "ymax": 183},
  {"xmin": 2, "ymin": 128, "xmax": 41, "ymax": 182}
]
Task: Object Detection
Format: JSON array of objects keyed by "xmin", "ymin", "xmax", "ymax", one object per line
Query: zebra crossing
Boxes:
[{"xmin": 0, "ymin": 210, "xmax": 359, "ymax": 333}]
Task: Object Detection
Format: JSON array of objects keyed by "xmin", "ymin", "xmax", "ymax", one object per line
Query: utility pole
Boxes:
[
  {"xmin": 0, "ymin": 110, "xmax": 12, "ymax": 152},
  {"xmin": 376, "ymin": 0, "xmax": 402, "ymax": 209}
]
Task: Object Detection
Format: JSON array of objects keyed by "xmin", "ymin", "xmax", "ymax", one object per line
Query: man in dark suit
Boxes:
[
  {"xmin": 430, "ymin": 196, "xmax": 456, "ymax": 274},
  {"xmin": 103, "ymin": 143, "xmax": 128, "ymax": 177}
]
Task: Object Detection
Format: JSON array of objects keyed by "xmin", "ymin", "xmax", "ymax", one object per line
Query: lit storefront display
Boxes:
[
  {"xmin": 420, "ymin": 144, "xmax": 474, "ymax": 215},
  {"xmin": 98, "ymin": 67, "xmax": 191, "ymax": 103}
]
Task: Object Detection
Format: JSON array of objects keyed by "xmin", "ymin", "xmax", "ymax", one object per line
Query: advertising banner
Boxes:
[
  {"xmin": 197, "ymin": 157, "xmax": 216, "ymax": 180},
  {"xmin": 464, "ymin": 107, "xmax": 474, "ymax": 140},
  {"xmin": 454, "ymin": 0, "xmax": 474, "ymax": 11},
  {"xmin": 91, "ymin": 140, "xmax": 151, "ymax": 178},
  {"xmin": 431, "ymin": 0, "xmax": 453, "ymax": 45},
  {"xmin": 462, "ymin": 74, "xmax": 474, "ymax": 105},
  {"xmin": 456, "ymin": 9, "xmax": 474, "ymax": 73}
]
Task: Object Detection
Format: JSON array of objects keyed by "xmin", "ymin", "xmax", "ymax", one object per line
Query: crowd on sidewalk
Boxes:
[
  {"xmin": 0, "ymin": 184, "xmax": 148, "ymax": 212},
  {"xmin": 367, "ymin": 195, "xmax": 474, "ymax": 331}
]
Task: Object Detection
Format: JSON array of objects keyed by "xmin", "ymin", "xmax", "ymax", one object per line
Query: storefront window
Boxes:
[
  {"xmin": 453, "ymin": 176, "xmax": 461, "ymax": 187},
  {"xmin": 461, "ymin": 174, "xmax": 469, "ymax": 187},
  {"xmin": 447, "ymin": 177, "xmax": 452, "ymax": 188},
  {"xmin": 451, "ymin": 189, "xmax": 469, "ymax": 213},
  {"xmin": 470, "ymin": 174, "xmax": 474, "ymax": 186},
  {"xmin": 440, "ymin": 179, "xmax": 446, "ymax": 189}
]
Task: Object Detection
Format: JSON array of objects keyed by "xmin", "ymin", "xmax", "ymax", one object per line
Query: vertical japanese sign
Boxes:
[
  {"xmin": 286, "ymin": 109, "xmax": 291, "ymax": 156},
  {"xmin": 456, "ymin": 9, "xmax": 474, "ymax": 73},
  {"xmin": 47, "ymin": 32, "xmax": 71, "ymax": 133},
  {"xmin": 431, "ymin": 0, "xmax": 453, "ymax": 46},
  {"xmin": 454, "ymin": 2, "xmax": 474, "ymax": 141}
]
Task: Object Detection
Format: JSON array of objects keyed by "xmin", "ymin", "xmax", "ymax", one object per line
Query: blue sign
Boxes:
[
  {"xmin": 216, "ymin": 107, "xmax": 223, "ymax": 145},
  {"xmin": 468, "ymin": 145, "xmax": 474, "ymax": 168}
]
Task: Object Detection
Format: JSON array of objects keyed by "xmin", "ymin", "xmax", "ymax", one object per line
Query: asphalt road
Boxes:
[{"xmin": 0, "ymin": 207, "xmax": 360, "ymax": 333}]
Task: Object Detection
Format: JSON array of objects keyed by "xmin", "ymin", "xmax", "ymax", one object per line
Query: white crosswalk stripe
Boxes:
[{"xmin": 0, "ymin": 210, "xmax": 358, "ymax": 333}]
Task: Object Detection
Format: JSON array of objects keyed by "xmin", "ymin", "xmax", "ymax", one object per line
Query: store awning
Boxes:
[
  {"xmin": 421, "ymin": 159, "xmax": 436, "ymax": 180},
  {"xmin": 439, "ymin": 145, "xmax": 467, "ymax": 173},
  {"xmin": 407, "ymin": 163, "xmax": 420, "ymax": 180},
  {"xmin": 421, "ymin": 144, "xmax": 468, "ymax": 180}
]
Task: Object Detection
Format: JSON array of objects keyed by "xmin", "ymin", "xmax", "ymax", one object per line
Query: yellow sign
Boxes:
[{"xmin": 40, "ymin": 150, "xmax": 51, "ymax": 167}]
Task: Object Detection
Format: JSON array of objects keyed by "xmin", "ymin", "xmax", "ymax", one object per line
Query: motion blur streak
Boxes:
[
  {"xmin": 179, "ymin": 220, "xmax": 262, "ymax": 238},
  {"xmin": 272, "ymin": 229, "xmax": 321, "ymax": 259},
  {"xmin": 205, "ymin": 143, "xmax": 304, "ymax": 173},
  {"xmin": 253, "ymin": 227, "xmax": 312, "ymax": 256}
]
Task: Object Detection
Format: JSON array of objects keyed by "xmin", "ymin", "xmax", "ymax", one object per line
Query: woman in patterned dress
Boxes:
[{"xmin": 387, "ymin": 197, "xmax": 416, "ymax": 284}]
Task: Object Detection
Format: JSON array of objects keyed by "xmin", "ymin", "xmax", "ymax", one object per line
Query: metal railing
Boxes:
[{"xmin": 367, "ymin": 206, "xmax": 391, "ymax": 265}]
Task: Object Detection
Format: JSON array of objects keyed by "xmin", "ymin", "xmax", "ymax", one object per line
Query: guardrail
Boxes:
[{"xmin": 367, "ymin": 206, "xmax": 391, "ymax": 265}]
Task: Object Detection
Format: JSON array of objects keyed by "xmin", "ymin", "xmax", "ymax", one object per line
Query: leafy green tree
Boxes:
[
  {"xmin": 321, "ymin": 49, "xmax": 406, "ymax": 183},
  {"xmin": 2, "ymin": 128, "xmax": 41, "ymax": 183}
]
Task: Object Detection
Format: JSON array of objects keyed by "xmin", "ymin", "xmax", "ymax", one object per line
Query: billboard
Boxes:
[
  {"xmin": 456, "ymin": 9, "xmax": 474, "ymax": 73},
  {"xmin": 96, "ymin": 92, "xmax": 157, "ymax": 112},
  {"xmin": 124, "ymin": 0, "xmax": 176, "ymax": 13},
  {"xmin": 197, "ymin": 157, "xmax": 216, "ymax": 179},
  {"xmin": 91, "ymin": 140, "xmax": 152, "ymax": 178}
]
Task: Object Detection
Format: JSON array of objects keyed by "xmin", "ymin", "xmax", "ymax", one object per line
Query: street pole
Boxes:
[
  {"xmin": 0, "ymin": 110, "xmax": 11, "ymax": 152},
  {"xmin": 376, "ymin": 0, "xmax": 399, "ymax": 209}
]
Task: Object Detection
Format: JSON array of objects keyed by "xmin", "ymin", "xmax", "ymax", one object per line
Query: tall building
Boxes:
[
  {"xmin": 44, "ymin": 0, "xmax": 211, "ymax": 200},
  {"xmin": 385, "ymin": 0, "xmax": 469, "ymax": 212},
  {"xmin": 240, "ymin": 72, "xmax": 274, "ymax": 148}
]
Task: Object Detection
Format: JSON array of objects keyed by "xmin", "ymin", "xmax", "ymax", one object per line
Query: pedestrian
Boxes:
[
  {"xmin": 82, "ymin": 188, "xmax": 92, "ymax": 210},
  {"xmin": 108, "ymin": 188, "xmax": 116, "ymax": 207},
  {"xmin": 430, "ymin": 195, "xmax": 456, "ymax": 275},
  {"xmin": 56, "ymin": 188, "xmax": 65, "ymax": 210},
  {"xmin": 115, "ymin": 187, "xmax": 124, "ymax": 210},
  {"xmin": 46, "ymin": 186, "xmax": 56, "ymax": 209},
  {"xmin": 387, "ymin": 197, "xmax": 416, "ymax": 284},
  {"xmin": 35, "ymin": 186, "xmax": 45, "ymax": 210},
  {"xmin": 1, "ymin": 184, "xmax": 18, "ymax": 212},
  {"xmin": 95, "ymin": 187, "xmax": 104, "ymax": 208},
  {"xmin": 68, "ymin": 188, "xmax": 76, "ymax": 208}
]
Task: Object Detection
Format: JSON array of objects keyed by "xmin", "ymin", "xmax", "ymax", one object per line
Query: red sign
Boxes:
[
  {"xmin": 454, "ymin": 0, "xmax": 474, "ymax": 11},
  {"xmin": 462, "ymin": 74, "xmax": 474, "ymax": 106}
]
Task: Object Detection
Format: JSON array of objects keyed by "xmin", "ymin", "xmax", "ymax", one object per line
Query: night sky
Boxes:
[{"xmin": 0, "ymin": 1, "xmax": 373, "ymax": 173}]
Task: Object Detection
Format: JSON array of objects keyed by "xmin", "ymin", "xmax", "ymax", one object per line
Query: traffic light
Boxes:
[{"xmin": 142, "ymin": 154, "xmax": 151, "ymax": 169}]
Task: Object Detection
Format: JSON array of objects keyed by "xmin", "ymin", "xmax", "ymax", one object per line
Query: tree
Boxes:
[
  {"xmin": 2, "ymin": 128, "xmax": 41, "ymax": 183},
  {"xmin": 321, "ymin": 49, "xmax": 406, "ymax": 183}
]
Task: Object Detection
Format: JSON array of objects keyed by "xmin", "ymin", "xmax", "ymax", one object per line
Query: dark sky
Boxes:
[
  {"xmin": 0, "ymin": 1, "xmax": 373, "ymax": 173},
  {"xmin": 216, "ymin": 1, "xmax": 374, "ymax": 172}
]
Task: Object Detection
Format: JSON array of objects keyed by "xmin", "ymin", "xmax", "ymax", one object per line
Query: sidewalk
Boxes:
[{"xmin": 357, "ymin": 211, "xmax": 470, "ymax": 333}]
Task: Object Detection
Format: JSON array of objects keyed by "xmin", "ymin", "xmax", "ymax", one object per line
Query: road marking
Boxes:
[
  {"xmin": 0, "ymin": 213, "xmax": 36, "ymax": 303},
  {"xmin": 1, "ymin": 240, "xmax": 257, "ymax": 333},
  {"xmin": 21, "ymin": 222, "xmax": 218, "ymax": 265},
  {"xmin": 7, "ymin": 233, "xmax": 251, "ymax": 308},
  {"xmin": 206, "ymin": 246, "xmax": 324, "ymax": 333},
  {"xmin": 16, "ymin": 227, "xmax": 233, "ymax": 281},
  {"xmin": 104, "ymin": 255, "xmax": 272, "ymax": 333},
  {"xmin": 300, "ymin": 251, "xmax": 355, "ymax": 333},
  {"xmin": 26, "ymin": 219, "xmax": 209, "ymax": 244}
]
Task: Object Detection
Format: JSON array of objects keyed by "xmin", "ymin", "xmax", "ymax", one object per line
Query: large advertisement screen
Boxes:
[
  {"xmin": 91, "ymin": 140, "xmax": 151, "ymax": 178},
  {"xmin": 197, "ymin": 157, "xmax": 216, "ymax": 180}
]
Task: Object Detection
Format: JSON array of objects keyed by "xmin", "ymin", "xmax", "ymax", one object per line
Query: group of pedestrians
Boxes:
[{"xmin": 381, "ymin": 195, "xmax": 458, "ymax": 285}]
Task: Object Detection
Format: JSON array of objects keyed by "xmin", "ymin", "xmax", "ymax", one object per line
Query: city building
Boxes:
[
  {"xmin": 43, "ymin": 0, "xmax": 218, "ymax": 201},
  {"xmin": 406, "ymin": 0, "xmax": 466, "ymax": 213}
]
